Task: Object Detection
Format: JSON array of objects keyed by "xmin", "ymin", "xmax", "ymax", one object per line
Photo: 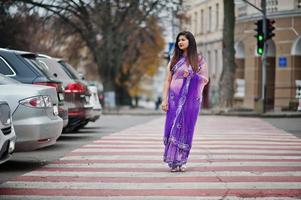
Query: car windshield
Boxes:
[{"xmin": 0, "ymin": 73, "xmax": 21, "ymax": 85}]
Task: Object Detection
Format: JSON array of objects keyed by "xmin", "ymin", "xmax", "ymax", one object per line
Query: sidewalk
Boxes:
[{"xmin": 202, "ymin": 109, "xmax": 301, "ymax": 118}]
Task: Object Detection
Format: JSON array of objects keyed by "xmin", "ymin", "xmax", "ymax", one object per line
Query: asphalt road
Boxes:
[{"xmin": 263, "ymin": 117, "xmax": 301, "ymax": 138}]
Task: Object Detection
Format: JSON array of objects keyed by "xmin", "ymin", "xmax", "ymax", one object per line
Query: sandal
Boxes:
[
  {"xmin": 179, "ymin": 165, "xmax": 186, "ymax": 172},
  {"xmin": 170, "ymin": 166, "xmax": 179, "ymax": 172}
]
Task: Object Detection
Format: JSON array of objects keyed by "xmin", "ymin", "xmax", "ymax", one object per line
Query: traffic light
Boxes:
[
  {"xmin": 254, "ymin": 19, "xmax": 264, "ymax": 55},
  {"xmin": 266, "ymin": 19, "xmax": 275, "ymax": 41},
  {"xmin": 254, "ymin": 19, "xmax": 276, "ymax": 55}
]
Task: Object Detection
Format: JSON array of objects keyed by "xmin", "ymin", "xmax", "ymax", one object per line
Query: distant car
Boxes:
[
  {"xmin": 88, "ymin": 80, "xmax": 104, "ymax": 108},
  {"xmin": 57, "ymin": 59, "xmax": 102, "ymax": 124},
  {"xmin": 36, "ymin": 55, "xmax": 93, "ymax": 132},
  {"xmin": 0, "ymin": 48, "xmax": 68, "ymax": 128},
  {"xmin": 0, "ymin": 101, "xmax": 16, "ymax": 164},
  {"xmin": 87, "ymin": 84, "xmax": 102, "ymax": 122},
  {"xmin": 0, "ymin": 74, "xmax": 63, "ymax": 151}
]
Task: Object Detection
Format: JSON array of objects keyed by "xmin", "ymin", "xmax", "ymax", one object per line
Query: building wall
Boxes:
[
  {"xmin": 235, "ymin": 1, "xmax": 301, "ymax": 111},
  {"xmin": 182, "ymin": 0, "xmax": 301, "ymax": 110},
  {"xmin": 183, "ymin": 0, "xmax": 223, "ymax": 107}
]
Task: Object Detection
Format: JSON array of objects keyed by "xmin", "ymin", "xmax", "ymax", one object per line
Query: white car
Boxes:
[
  {"xmin": 0, "ymin": 101, "xmax": 16, "ymax": 164},
  {"xmin": 87, "ymin": 84, "xmax": 102, "ymax": 122},
  {"xmin": 0, "ymin": 74, "xmax": 63, "ymax": 151}
]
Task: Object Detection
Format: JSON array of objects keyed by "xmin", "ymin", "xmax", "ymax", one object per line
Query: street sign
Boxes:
[
  {"xmin": 168, "ymin": 42, "xmax": 174, "ymax": 56},
  {"xmin": 278, "ymin": 57, "xmax": 287, "ymax": 68}
]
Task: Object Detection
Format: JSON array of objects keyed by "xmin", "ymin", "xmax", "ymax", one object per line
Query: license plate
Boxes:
[
  {"xmin": 53, "ymin": 105, "xmax": 59, "ymax": 116},
  {"xmin": 58, "ymin": 93, "xmax": 64, "ymax": 101}
]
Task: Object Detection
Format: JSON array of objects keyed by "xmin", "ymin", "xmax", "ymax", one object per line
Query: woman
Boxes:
[{"xmin": 161, "ymin": 31, "xmax": 208, "ymax": 172}]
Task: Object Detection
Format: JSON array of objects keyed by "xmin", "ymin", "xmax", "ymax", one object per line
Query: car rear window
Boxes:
[
  {"xmin": 37, "ymin": 57, "xmax": 72, "ymax": 81},
  {"xmin": 0, "ymin": 56, "xmax": 15, "ymax": 76},
  {"xmin": 22, "ymin": 55, "xmax": 54, "ymax": 79},
  {"xmin": 58, "ymin": 61, "xmax": 81, "ymax": 80}
]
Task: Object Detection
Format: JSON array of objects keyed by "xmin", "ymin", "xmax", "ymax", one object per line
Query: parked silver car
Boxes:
[
  {"xmin": 56, "ymin": 59, "xmax": 102, "ymax": 124},
  {"xmin": 36, "ymin": 55, "xmax": 93, "ymax": 132},
  {"xmin": 0, "ymin": 101, "xmax": 16, "ymax": 164},
  {"xmin": 0, "ymin": 74, "xmax": 63, "ymax": 151}
]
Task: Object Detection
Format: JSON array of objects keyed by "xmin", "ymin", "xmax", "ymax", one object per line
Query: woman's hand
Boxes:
[
  {"xmin": 161, "ymin": 100, "xmax": 168, "ymax": 112},
  {"xmin": 183, "ymin": 70, "xmax": 189, "ymax": 78}
]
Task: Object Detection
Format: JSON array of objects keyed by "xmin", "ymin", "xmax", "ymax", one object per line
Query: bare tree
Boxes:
[
  {"xmin": 118, "ymin": 16, "xmax": 165, "ymax": 105},
  {"xmin": 218, "ymin": 0, "xmax": 236, "ymax": 109},
  {"xmin": 12, "ymin": 0, "xmax": 178, "ymax": 105}
]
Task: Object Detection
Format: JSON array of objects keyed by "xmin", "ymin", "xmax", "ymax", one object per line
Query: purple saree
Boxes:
[{"xmin": 163, "ymin": 55, "xmax": 208, "ymax": 169}]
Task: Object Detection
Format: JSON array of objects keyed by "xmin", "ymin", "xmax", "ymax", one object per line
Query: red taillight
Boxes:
[
  {"xmin": 68, "ymin": 108, "xmax": 85, "ymax": 117},
  {"xmin": 19, "ymin": 96, "xmax": 53, "ymax": 108},
  {"xmin": 29, "ymin": 99, "xmax": 38, "ymax": 107},
  {"xmin": 65, "ymin": 83, "xmax": 85, "ymax": 93}
]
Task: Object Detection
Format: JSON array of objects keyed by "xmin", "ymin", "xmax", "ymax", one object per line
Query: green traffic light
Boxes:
[
  {"xmin": 258, "ymin": 35, "xmax": 264, "ymax": 41},
  {"xmin": 258, "ymin": 48, "xmax": 263, "ymax": 55}
]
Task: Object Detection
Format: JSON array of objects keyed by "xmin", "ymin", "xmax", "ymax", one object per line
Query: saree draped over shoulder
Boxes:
[{"xmin": 163, "ymin": 56, "xmax": 208, "ymax": 168}]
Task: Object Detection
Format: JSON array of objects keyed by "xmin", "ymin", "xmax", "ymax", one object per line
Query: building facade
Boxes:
[
  {"xmin": 182, "ymin": 0, "xmax": 301, "ymax": 111},
  {"xmin": 182, "ymin": 0, "xmax": 223, "ymax": 107},
  {"xmin": 235, "ymin": 0, "xmax": 301, "ymax": 111}
]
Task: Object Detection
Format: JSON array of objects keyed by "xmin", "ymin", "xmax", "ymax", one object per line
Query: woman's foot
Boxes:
[
  {"xmin": 179, "ymin": 165, "xmax": 186, "ymax": 172},
  {"xmin": 170, "ymin": 167, "xmax": 178, "ymax": 172}
]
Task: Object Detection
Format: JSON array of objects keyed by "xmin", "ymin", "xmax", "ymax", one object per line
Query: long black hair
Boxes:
[{"xmin": 170, "ymin": 31, "xmax": 199, "ymax": 72}]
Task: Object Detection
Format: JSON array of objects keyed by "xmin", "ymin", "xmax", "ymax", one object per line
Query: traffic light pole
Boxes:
[
  {"xmin": 241, "ymin": 0, "xmax": 267, "ymax": 113},
  {"xmin": 261, "ymin": 0, "xmax": 267, "ymax": 113}
]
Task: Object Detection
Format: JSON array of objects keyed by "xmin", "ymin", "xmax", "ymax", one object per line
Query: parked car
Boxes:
[
  {"xmin": 0, "ymin": 48, "xmax": 68, "ymax": 127},
  {"xmin": 0, "ymin": 74, "xmax": 63, "ymax": 151},
  {"xmin": 36, "ymin": 55, "xmax": 93, "ymax": 132},
  {"xmin": 87, "ymin": 80, "xmax": 104, "ymax": 108},
  {"xmin": 0, "ymin": 101, "xmax": 16, "ymax": 164},
  {"xmin": 57, "ymin": 59, "xmax": 102, "ymax": 124},
  {"xmin": 86, "ymin": 84, "xmax": 102, "ymax": 122}
]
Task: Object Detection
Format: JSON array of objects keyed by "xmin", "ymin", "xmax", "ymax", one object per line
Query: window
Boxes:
[
  {"xmin": 188, "ymin": 14, "xmax": 192, "ymax": 30},
  {"xmin": 201, "ymin": 9, "xmax": 204, "ymax": 33},
  {"xmin": 216, "ymin": 3, "xmax": 219, "ymax": 30},
  {"xmin": 207, "ymin": 51, "xmax": 211, "ymax": 75},
  {"xmin": 0, "ymin": 57, "xmax": 15, "ymax": 76},
  {"xmin": 194, "ymin": 11, "xmax": 198, "ymax": 35},
  {"xmin": 214, "ymin": 49, "xmax": 218, "ymax": 76},
  {"xmin": 208, "ymin": 6, "xmax": 212, "ymax": 32},
  {"xmin": 22, "ymin": 55, "xmax": 54, "ymax": 79},
  {"xmin": 36, "ymin": 57, "xmax": 72, "ymax": 81},
  {"xmin": 58, "ymin": 60, "xmax": 81, "ymax": 80}
]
